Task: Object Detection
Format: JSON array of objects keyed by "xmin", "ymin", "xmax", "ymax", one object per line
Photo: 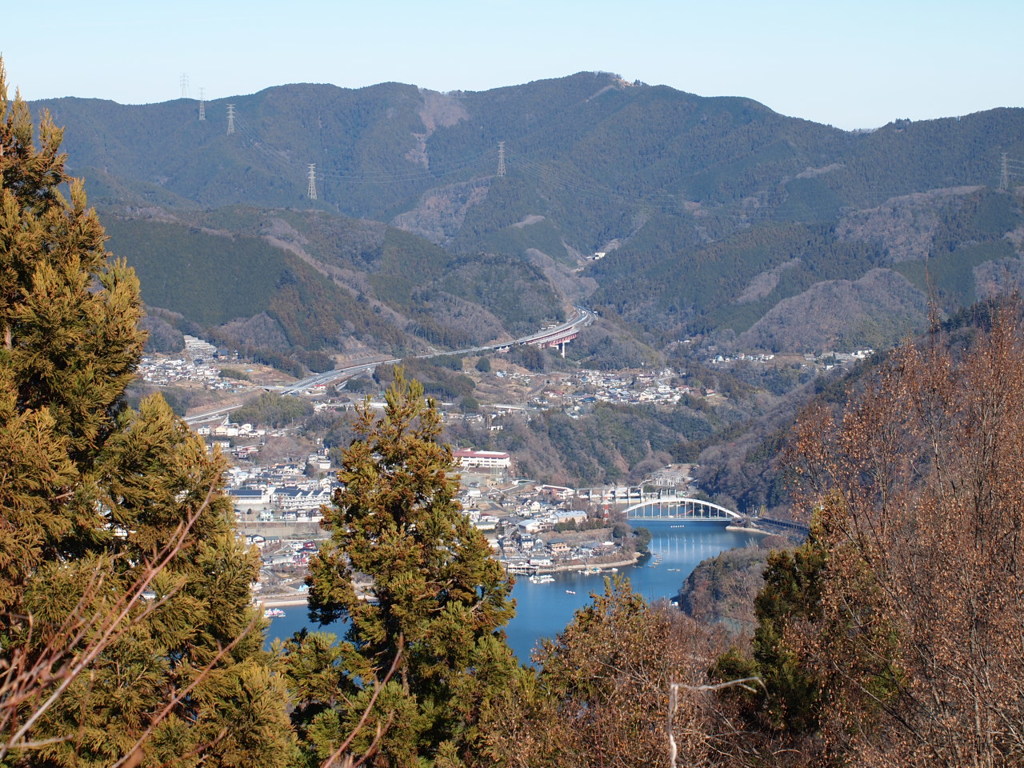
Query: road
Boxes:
[{"xmin": 184, "ymin": 306, "xmax": 593, "ymax": 425}]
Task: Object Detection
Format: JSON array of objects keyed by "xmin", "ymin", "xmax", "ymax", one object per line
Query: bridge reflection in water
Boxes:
[{"xmin": 624, "ymin": 496, "xmax": 740, "ymax": 523}]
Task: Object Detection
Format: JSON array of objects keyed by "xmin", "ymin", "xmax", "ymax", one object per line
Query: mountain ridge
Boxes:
[{"xmin": 27, "ymin": 72, "xmax": 1024, "ymax": 369}]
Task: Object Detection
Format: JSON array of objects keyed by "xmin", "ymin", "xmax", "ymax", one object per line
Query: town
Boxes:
[
  {"xmin": 224, "ymin": 443, "xmax": 680, "ymax": 606},
  {"xmin": 133, "ymin": 337, "xmax": 863, "ymax": 607}
]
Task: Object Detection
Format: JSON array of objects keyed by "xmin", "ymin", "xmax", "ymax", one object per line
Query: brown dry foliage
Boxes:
[
  {"xmin": 476, "ymin": 579, "xmax": 755, "ymax": 768},
  {"xmin": 786, "ymin": 305, "xmax": 1024, "ymax": 766}
]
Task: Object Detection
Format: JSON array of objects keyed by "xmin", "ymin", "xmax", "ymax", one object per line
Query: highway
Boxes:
[{"xmin": 184, "ymin": 306, "xmax": 593, "ymax": 425}]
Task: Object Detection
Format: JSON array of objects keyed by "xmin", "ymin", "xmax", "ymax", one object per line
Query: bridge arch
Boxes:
[{"xmin": 623, "ymin": 496, "xmax": 740, "ymax": 522}]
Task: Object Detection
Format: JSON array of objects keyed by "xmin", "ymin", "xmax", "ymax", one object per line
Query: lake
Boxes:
[{"xmin": 265, "ymin": 521, "xmax": 757, "ymax": 662}]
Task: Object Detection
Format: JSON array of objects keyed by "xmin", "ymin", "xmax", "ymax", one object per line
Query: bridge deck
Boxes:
[{"xmin": 622, "ymin": 496, "xmax": 740, "ymax": 521}]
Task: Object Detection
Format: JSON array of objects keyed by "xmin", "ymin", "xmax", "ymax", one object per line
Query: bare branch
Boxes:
[{"xmin": 322, "ymin": 639, "xmax": 405, "ymax": 768}]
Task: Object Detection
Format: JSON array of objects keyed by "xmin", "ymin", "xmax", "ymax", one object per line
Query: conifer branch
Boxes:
[
  {"xmin": 322, "ymin": 640, "xmax": 404, "ymax": 768},
  {"xmin": 111, "ymin": 613, "xmax": 258, "ymax": 768},
  {"xmin": 1, "ymin": 489, "xmax": 212, "ymax": 759}
]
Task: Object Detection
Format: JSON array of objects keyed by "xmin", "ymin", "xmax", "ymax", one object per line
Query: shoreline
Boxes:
[
  {"xmin": 258, "ymin": 596, "xmax": 309, "ymax": 608},
  {"xmin": 258, "ymin": 553, "xmax": 646, "ymax": 607},
  {"xmin": 532, "ymin": 551, "xmax": 643, "ymax": 574},
  {"xmin": 725, "ymin": 524, "xmax": 771, "ymax": 535}
]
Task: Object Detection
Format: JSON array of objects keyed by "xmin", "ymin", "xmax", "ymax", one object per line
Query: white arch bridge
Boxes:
[{"xmin": 624, "ymin": 496, "xmax": 741, "ymax": 523}]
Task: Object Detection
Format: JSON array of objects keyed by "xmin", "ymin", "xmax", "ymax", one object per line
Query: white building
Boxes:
[
  {"xmin": 453, "ymin": 449, "xmax": 511, "ymax": 470},
  {"xmin": 229, "ymin": 487, "xmax": 275, "ymax": 513}
]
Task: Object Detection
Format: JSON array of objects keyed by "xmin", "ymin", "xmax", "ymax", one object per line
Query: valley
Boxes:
[
  {"xmin": 8, "ymin": 44, "xmax": 1024, "ymax": 765},
  {"xmin": 77, "ymin": 71, "xmax": 1023, "ymax": 541}
]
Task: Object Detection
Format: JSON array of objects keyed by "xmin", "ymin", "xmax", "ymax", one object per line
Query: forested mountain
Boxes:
[
  {"xmin": 32, "ymin": 72, "xmax": 1024, "ymax": 366},
  {"xmin": 11, "ymin": 63, "xmax": 1024, "ymax": 766}
]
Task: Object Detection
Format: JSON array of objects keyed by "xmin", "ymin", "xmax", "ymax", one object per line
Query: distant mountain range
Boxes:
[{"xmin": 32, "ymin": 71, "xmax": 1024, "ymax": 369}]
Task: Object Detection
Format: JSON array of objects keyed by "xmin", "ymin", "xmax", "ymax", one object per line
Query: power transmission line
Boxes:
[
  {"xmin": 497, "ymin": 141, "xmax": 506, "ymax": 177},
  {"xmin": 1002, "ymin": 155, "xmax": 1024, "ymax": 188},
  {"xmin": 307, "ymin": 164, "xmax": 317, "ymax": 200},
  {"xmin": 226, "ymin": 104, "xmax": 235, "ymax": 135},
  {"xmin": 306, "ymin": 148, "xmax": 495, "ymax": 199},
  {"xmin": 180, "ymin": 73, "xmax": 189, "ymax": 99},
  {"xmin": 225, "ymin": 109, "xmax": 490, "ymax": 195},
  {"xmin": 198, "ymin": 87, "xmax": 206, "ymax": 121}
]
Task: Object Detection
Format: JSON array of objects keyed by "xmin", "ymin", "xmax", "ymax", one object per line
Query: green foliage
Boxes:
[
  {"xmin": 103, "ymin": 215, "xmax": 411, "ymax": 359},
  {"xmin": 431, "ymin": 354, "xmax": 465, "ymax": 371},
  {"xmin": 218, "ymin": 366, "xmax": 252, "ymax": 381},
  {"xmin": 296, "ymin": 348, "xmax": 335, "ymax": 373},
  {"xmin": 368, "ymin": 227, "xmax": 453, "ymax": 307},
  {"xmin": 31, "ymin": 75, "xmax": 1024, "ymax": 360},
  {"xmin": 518, "ymin": 402, "xmax": 712, "ymax": 484},
  {"xmin": 505, "ymin": 344, "xmax": 547, "ymax": 372},
  {"xmin": 245, "ymin": 347, "xmax": 306, "ymax": 378},
  {"xmin": 232, "ymin": 391, "xmax": 314, "ymax": 428},
  {"xmin": 439, "ymin": 253, "xmax": 565, "ymax": 336},
  {"xmin": 299, "ymin": 372, "xmax": 517, "ymax": 766},
  {"xmin": 104, "ymin": 218, "xmax": 291, "ymax": 326},
  {"xmin": 591, "ymin": 220, "xmax": 887, "ymax": 341},
  {"xmin": 564, "ymin": 322, "xmax": 665, "ymax": 371},
  {"xmin": 341, "ymin": 373, "xmax": 378, "ymax": 395},
  {"xmin": 0, "ymin": 68, "xmax": 294, "ymax": 765},
  {"xmin": 747, "ymin": 534, "xmax": 827, "ymax": 733},
  {"xmin": 552, "ymin": 518, "xmax": 606, "ymax": 533},
  {"xmin": 632, "ymin": 526, "xmax": 652, "ymax": 553},
  {"xmin": 474, "ymin": 356, "xmax": 491, "ymax": 373},
  {"xmin": 883, "ymin": 188, "xmax": 1024, "ymax": 312},
  {"xmin": 679, "ymin": 544, "xmax": 776, "ymax": 634},
  {"xmin": 377, "ymin": 359, "xmax": 476, "ymax": 402},
  {"xmin": 706, "ymin": 520, "xmax": 831, "ymax": 754},
  {"xmin": 452, "ymin": 176, "xmax": 570, "ymax": 261}
]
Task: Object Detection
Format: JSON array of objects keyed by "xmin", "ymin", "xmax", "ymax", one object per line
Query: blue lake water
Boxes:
[{"xmin": 265, "ymin": 521, "xmax": 756, "ymax": 662}]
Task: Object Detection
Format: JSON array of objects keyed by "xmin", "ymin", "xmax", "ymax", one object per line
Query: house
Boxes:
[
  {"xmin": 518, "ymin": 519, "xmax": 544, "ymax": 534},
  {"xmin": 473, "ymin": 515, "xmax": 499, "ymax": 532},
  {"xmin": 307, "ymin": 452, "xmax": 332, "ymax": 472},
  {"xmin": 538, "ymin": 484, "xmax": 575, "ymax": 500},
  {"xmin": 551, "ymin": 510, "xmax": 588, "ymax": 526},
  {"xmin": 549, "ymin": 541, "xmax": 571, "ymax": 557}
]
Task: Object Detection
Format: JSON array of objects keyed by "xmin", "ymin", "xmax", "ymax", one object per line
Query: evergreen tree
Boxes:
[
  {"xmin": 297, "ymin": 371, "xmax": 516, "ymax": 767},
  {"xmin": 713, "ymin": 303, "xmax": 1024, "ymax": 766},
  {"xmin": 0, "ymin": 62, "xmax": 295, "ymax": 766},
  {"xmin": 710, "ymin": 528, "xmax": 827, "ymax": 738}
]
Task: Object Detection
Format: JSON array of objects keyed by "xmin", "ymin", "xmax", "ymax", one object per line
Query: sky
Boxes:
[{"xmin": 3, "ymin": 0, "xmax": 1022, "ymax": 130}]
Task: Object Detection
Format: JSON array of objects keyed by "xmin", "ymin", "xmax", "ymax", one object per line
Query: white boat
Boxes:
[
  {"xmin": 263, "ymin": 607, "xmax": 286, "ymax": 618},
  {"xmin": 529, "ymin": 574, "xmax": 555, "ymax": 584},
  {"xmin": 565, "ymin": 589, "xmax": 576, "ymax": 595}
]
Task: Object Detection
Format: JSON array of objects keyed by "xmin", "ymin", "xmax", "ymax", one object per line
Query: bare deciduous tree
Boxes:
[{"xmin": 786, "ymin": 304, "xmax": 1024, "ymax": 766}]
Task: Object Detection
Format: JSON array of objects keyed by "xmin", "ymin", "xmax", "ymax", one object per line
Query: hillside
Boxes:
[
  {"xmin": 102, "ymin": 207, "xmax": 565, "ymax": 367},
  {"xmin": 31, "ymin": 72, "xmax": 1024, "ymax": 366}
]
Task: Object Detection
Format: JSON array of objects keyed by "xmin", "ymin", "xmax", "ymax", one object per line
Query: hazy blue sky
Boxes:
[{"xmin": 4, "ymin": 0, "xmax": 1021, "ymax": 130}]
